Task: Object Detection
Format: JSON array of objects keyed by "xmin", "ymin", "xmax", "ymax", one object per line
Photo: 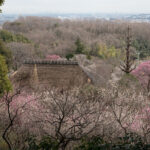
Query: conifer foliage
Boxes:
[
  {"xmin": 0, "ymin": 55, "xmax": 11, "ymax": 97},
  {"xmin": 0, "ymin": 0, "xmax": 4, "ymax": 12},
  {"xmin": 75, "ymin": 38, "xmax": 85, "ymax": 54},
  {"xmin": 120, "ymin": 26, "xmax": 136, "ymax": 74},
  {"xmin": 0, "ymin": 39, "xmax": 12, "ymax": 68}
]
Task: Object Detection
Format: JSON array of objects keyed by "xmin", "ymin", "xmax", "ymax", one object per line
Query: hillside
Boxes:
[
  {"xmin": 1, "ymin": 17, "xmax": 150, "ymax": 149},
  {"xmin": 2, "ymin": 17, "xmax": 150, "ymax": 69}
]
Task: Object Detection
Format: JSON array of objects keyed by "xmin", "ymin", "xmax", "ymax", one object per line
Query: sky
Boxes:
[{"xmin": 1, "ymin": 0, "xmax": 150, "ymax": 14}]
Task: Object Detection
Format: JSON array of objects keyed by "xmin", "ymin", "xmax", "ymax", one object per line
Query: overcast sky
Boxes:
[{"xmin": 1, "ymin": 0, "xmax": 150, "ymax": 14}]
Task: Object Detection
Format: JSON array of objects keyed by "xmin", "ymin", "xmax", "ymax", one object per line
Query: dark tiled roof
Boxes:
[{"xmin": 24, "ymin": 60, "xmax": 78, "ymax": 65}]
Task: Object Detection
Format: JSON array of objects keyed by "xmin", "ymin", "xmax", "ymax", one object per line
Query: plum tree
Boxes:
[{"xmin": 132, "ymin": 61, "xmax": 150, "ymax": 92}]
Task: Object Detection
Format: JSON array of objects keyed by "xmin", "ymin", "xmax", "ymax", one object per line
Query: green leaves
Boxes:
[
  {"xmin": 132, "ymin": 38, "xmax": 150, "ymax": 58},
  {"xmin": 74, "ymin": 133, "xmax": 150, "ymax": 150},
  {"xmin": 27, "ymin": 136, "xmax": 59, "ymax": 150},
  {"xmin": 0, "ymin": 0, "xmax": 4, "ymax": 5},
  {"xmin": 0, "ymin": 0, "xmax": 4, "ymax": 12},
  {"xmin": 74, "ymin": 136, "xmax": 110, "ymax": 150},
  {"xmin": 66, "ymin": 53, "xmax": 74, "ymax": 60},
  {"xmin": 0, "ymin": 39, "xmax": 12, "ymax": 68},
  {"xmin": 97, "ymin": 43, "xmax": 121, "ymax": 59},
  {"xmin": 75, "ymin": 38, "xmax": 86, "ymax": 54},
  {"xmin": 0, "ymin": 55, "xmax": 12, "ymax": 97},
  {"xmin": 0, "ymin": 30, "xmax": 31, "ymax": 43},
  {"xmin": 39, "ymin": 137, "xmax": 59, "ymax": 150}
]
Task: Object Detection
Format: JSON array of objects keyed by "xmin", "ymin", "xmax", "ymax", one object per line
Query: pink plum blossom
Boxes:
[
  {"xmin": 132, "ymin": 61, "xmax": 150, "ymax": 90},
  {"xmin": 45, "ymin": 54, "xmax": 61, "ymax": 60}
]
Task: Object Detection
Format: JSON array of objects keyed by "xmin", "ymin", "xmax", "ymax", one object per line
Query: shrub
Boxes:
[
  {"xmin": 86, "ymin": 54, "xmax": 91, "ymax": 60},
  {"xmin": 66, "ymin": 53, "xmax": 74, "ymax": 60},
  {"xmin": 118, "ymin": 73, "xmax": 140, "ymax": 89},
  {"xmin": 74, "ymin": 136, "xmax": 110, "ymax": 150},
  {"xmin": 74, "ymin": 133, "xmax": 150, "ymax": 150},
  {"xmin": 27, "ymin": 136, "xmax": 58, "ymax": 150}
]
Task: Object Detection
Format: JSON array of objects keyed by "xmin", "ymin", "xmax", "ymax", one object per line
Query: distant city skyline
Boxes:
[{"xmin": 1, "ymin": 0, "xmax": 150, "ymax": 15}]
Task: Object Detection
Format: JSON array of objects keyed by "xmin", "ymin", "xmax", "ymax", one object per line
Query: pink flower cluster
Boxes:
[
  {"xmin": 131, "ymin": 106, "xmax": 150, "ymax": 131},
  {"xmin": 1, "ymin": 92, "xmax": 39, "ymax": 126},
  {"xmin": 132, "ymin": 61, "xmax": 150, "ymax": 88},
  {"xmin": 46, "ymin": 54, "xmax": 61, "ymax": 60}
]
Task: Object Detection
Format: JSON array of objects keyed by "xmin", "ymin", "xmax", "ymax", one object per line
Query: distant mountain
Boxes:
[
  {"xmin": 0, "ymin": 14, "xmax": 19, "ymax": 24},
  {"xmin": 0, "ymin": 13, "xmax": 150, "ymax": 24},
  {"xmin": 124, "ymin": 14, "xmax": 150, "ymax": 22}
]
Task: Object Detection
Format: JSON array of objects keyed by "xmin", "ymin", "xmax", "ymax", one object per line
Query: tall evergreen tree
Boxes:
[
  {"xmin": 0, "ymin": 55, "xmax": 12, "ymax": 97},
  {"xmin": 120, "ymin": 26, "xmax": 135, "ymax": 74},
  {"xmin": 0, "ymin": 1, "xmax": 12, "ymax": 68},
  {"xmin": 0, "ymin": 39, "xmax": 12, "ymax": 68},
  {"xmin": 0, "ymin": 0, "xmax": 4, "ymax": 12},
  {"xmin": 0, "ymin": 0, "xmax": 12, "ymax": 97},
  {"xmin": 75, "ymin": 38, "xmax": 85, "ymax": 54}
]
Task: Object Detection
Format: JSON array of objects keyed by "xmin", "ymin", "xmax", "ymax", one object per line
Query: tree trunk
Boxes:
[{"xmin": 2, "ymin": 128, "xmax": 12, "ymax": 150}]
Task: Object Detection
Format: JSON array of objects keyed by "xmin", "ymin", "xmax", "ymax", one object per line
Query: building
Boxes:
[{"xmin": 11, "ymin": 60, "xmax": 91, "ymax": 90}]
